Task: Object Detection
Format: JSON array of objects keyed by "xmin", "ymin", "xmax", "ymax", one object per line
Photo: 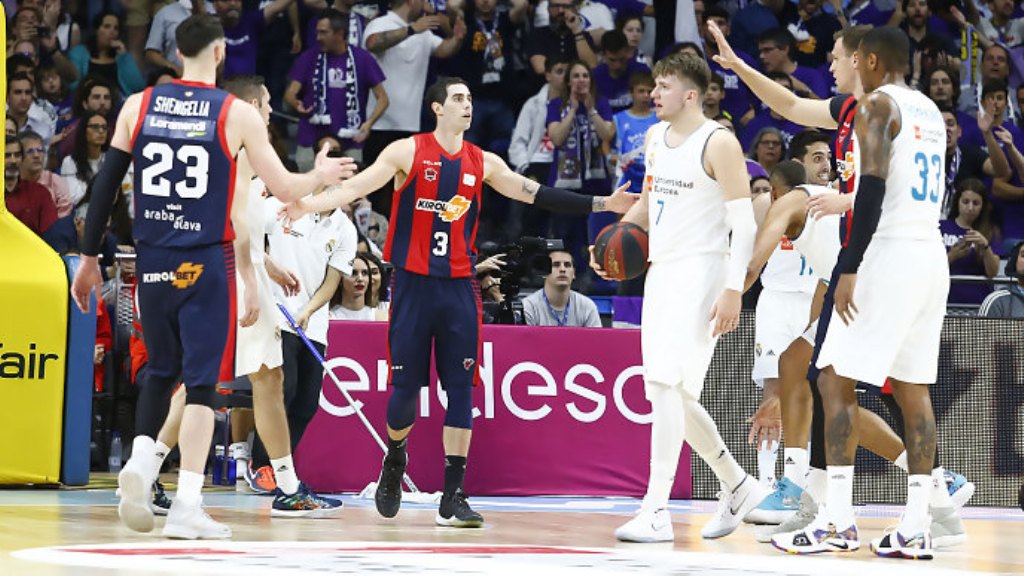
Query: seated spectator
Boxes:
[
  {"xmin": 7, "ymin": 72, "xmax": 56, "ymax": 143},
  {"xmin": 18, "ymin": 130, "xmax": 72, "ymax": 219},
  {"xmin": 522, "ymin": 248, "xmax": 602, "ymax": 327},
  {"xmin": 56, "ymin": 77, "xmax": 116, "ymax": 166},
  {"xmin": 757, "ymin": 27, "xmax": 830, "ymax": 99},
  {"xmin": 940, "ymin": 179, "xmax": 1001, "ymax": 305},
  {"xmin": 921, "ymin": 65, "xmax": 978, "ymax": 145},
  {"xmin": 961, "ymin": 80, "xmax": 1024, "ymax": 151},
  {"xmin": 611, "ymin": 71, "xmax": 657, "ymax": 194},
  {"xmin": 361, "ymin": 251, "xmax": 391, "ymax": 319},
  {"xmin": 593, "ymin": 30, "xmax": 651, "ymax": 113},
  {"xmin": 616, "ymin": 13, "xmax": 651, "ymax": 67},
  {"xmin": 703, "ymin": 73, "xmax": 728, "ymax": 121},
  {"xmin": 35, "ymin": 63, "xmax": 74, "ymax": 139},
  {"xmin": 6, "ymin": 117, "xmax": 18, "ymax": 138},
  {"xmin": 4, "ymin": 137, "xmax": 57, "ymax": 236},
  {"xmin": 979, "ymin": 241, "xmax": 1024, "ymax": 317},
  {"xmin": 746, "ymin": 126, "xmax": 787, "ymax": 175},
  {"xmin": 940, "ymin": 107, "xmax": 1010, "ymax": 214},
  {"xmin": 285, "ymin": 8, "xmax": 388, "ymax": 170},
  {"xmin": 68, "ymin": 11, "xmax": 145, "ymax": 98},
  {"xmin": 329, "ymin": 255, "xmax": 376, "ymax": 320},
  {"xmin": 60, "ymin": 111, "xmax": 109, "ymax": 208}
]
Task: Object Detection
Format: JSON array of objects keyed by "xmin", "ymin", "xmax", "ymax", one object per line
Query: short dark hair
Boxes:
[
  {"xmin": 709, "ymin": 72, "xmax": 725, "ymax": 89},
  {"xmin": 834, "ymin": 25, "xmax": 871, "ymax": 56},
  {"xmin": 6, "ymin": 54, "xmax": 34, "ymax": 78},
  {"xmin": 7, "ymin": 72, "xmax": 34, "ymax": 93},
  {"xmin": 765, "ymin": 70, "xmax": 793, "ymax": 90},
  {"xmin": 860, "ymin": 27, "xmax": 910, "ymax": 74},
  {"xmin": 600, "ymin": 30, "xmax": 629, "ymax": 53},
  {"xmin": 426, "ymin": 76, "xmax": 469, "ymax": 110},
  {"xmin": 176, "ymin": 14, "xmax": 225, "ymax": 58},
  {"xmin": 788, "ymin": 129, "xmax": 831, "ymax": 162},
  {"xmin": 18, "ymin": 130, "xmax": 43, "ymax": 147},
  {"xmin": 223, "ymin": 74, "xmax": 267, "ymax": 103},
  {"xmin": 758, "ymin": 27, "xmax": 796, "ymax": 58},
  {"xmin": 668, "ymin": 41, "xmax": 705, "ymax": 59},
  {"xmin": 629, "ymin": 71, "xmax": 654, "ymax": 90},
  {"xmin": 770, "ymin": 160, "xmax": 806, "ymax": 189},
  {"xmin": 982, "ymin": 78, "xmax": 1009, "ymax": 100},
  {"xmin": 73, "ymin": 76, "xmax": 116, "ymax": 117},
  {"xmin": 318, "ymin": 7, "xmax": 349, "ymax": 34},
  {"xmin": 704, "ymin": 4, "xmax": 730, "ymax": 22},
  {"xmin": 937, "ymin": 104, "xmax": 957, "ymax": 124},
  {"xmin": 653, "ymin": 53, "xmax": 711, "ymax": 96},
  {"xmin": 545, "ymin": 53, "xmax": 570, "ymax": 73},
  {"xmin": 6, "ymin": 137, "xmax": 21, "ymax": 152}
]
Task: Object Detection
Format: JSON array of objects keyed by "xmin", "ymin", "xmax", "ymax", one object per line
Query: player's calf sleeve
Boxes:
[
  {"xmin": 808, "ymin": 376, "xmax": 827, "ymax": 470},
  {"xmin": 443, "ymin": 385, "xmax": 474, "ymax": 430},
  {"xmin": 386, "ymin": 385, "xmax": 420, "ymax": 431},
  {"xmin": 681, "ymin": 393, "xmax": 745, "ymax": 490},
  {"xmin": 135, "ymin": 371, "xmax": 180, "ymax": 438},
  {"xmin": 643, "ymin": 381, "xmax": 686, "ymax": 510},
  {"xmin": 185, "ymin": 384, "xmax": 216, "ymax": 408}
]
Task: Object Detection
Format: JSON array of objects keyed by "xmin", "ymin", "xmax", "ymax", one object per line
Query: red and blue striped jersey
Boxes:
[
  {"xmin": 130, "ymin": 80, "xmax": 237, "ymax": 248},
  {"xmin": 384, "ymin": 133, "xmax": 484, "ymax": 278},
  {"xmin": 830, "ymin": 94, "xmax": 858, "ymax": 247}
]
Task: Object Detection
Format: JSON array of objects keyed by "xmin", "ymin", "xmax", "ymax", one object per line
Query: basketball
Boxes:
[{"xmin": 593, "ymin": 222, "xmax": 649, "ymax": 281}]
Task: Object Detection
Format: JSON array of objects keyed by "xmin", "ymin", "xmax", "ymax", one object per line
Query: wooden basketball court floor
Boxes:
[{"xmin": 2, "ymin": 475, "xmax": 1022, "ymax": 575}]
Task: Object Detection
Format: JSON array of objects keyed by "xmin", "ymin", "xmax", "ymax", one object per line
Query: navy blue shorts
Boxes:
[
  {"xmin": 807, "ymin": 263, "xmax": 841, "ymax": 385},
  {"xmin": 387, "ymin": 268, "xmax": 481, "ymax": 390},
  {"xmin": 136, "ymin": 242, "xmax": 236, "ymax": 388}
]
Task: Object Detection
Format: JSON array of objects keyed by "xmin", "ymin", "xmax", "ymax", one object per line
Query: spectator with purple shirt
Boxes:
[
  {"xmin": 592, "ymin": 30, "xmax": 650, "ymax": 113},
  {"xmin": 213, "ymin": 0, "xmax": 296, "ymax": 79},
  {"xmin": 940, "ymin": 179, "xmax": 1001, "ymax": 305},
  {"xmin": 701, "ymin": 7, "xmax": 757, "ymax": 126},
  {"xmin": 757, "ymin": 27, "xmax": 830, "ymax": 98},
  {"xmin": 729, "ymin": 0, "xmax": 800, "ymax": 57},
  {"xmin": 286, "ymin": 8, "xmax": 388, "ymax": 170},
  {"xmin": 746, "ymin": 126, "xmax": 786, "ymax": 175}
]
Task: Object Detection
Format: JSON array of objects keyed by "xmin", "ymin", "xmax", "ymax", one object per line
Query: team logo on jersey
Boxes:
[
  {"xmin": 837, "ymin": 120, "xmax": 852, "ymax": 142},
  {"xmin": 424, "ymin": 168, "xmax": 439, "ymax": 182},
  {"xmin": 463, "ymin": 358, "xmax": 475, "ymax": 370},
  {"xmin": 141, "ymin": 262, "xmax": 204, "ymax": 289},
  {"xmin": 462, "ymin": 174, "xmax": 476, "ymax": 187},
  {"xmin": 416, "ymin": 195, "xmax": 471, "ymax": 222},
  {"xmin": 780, "ymin": 237, "xmax": 794, "ymax": 250},
  {"xmin": 837, "ymin": 151, "xmax": 856, "ymax": 182},
  {"xmin": 326, "ymin": 239, "xmax": 336, "ymax": 253},
  {"xmin": 755, "ymin": 343, "xmax": 762, "ymax": 357}
]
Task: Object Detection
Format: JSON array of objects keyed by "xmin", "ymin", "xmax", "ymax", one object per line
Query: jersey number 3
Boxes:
[
  {"xmin": 911, "ymin": 152, "xmax": 941, "ymax": 203},
  {"xmin": 140, "ymin": 142, "xmax": 210, "ymax": 198},
  {"xmin": 432, "ymin": 231, "xmax": 449, "ymax": 256}
]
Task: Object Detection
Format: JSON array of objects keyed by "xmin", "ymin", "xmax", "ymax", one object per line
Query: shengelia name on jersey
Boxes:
[{"xmin": 151, "ymin": 96, "xmax": 211, "ymax": 117}]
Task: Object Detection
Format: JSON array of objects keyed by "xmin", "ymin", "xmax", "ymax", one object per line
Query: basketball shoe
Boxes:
[
  {"xmin": 930, "ymin": 505, "xmax": 967, "ymax": 548},
  {"xmin": 151, "ymin": 481, "xmax": 172, "ymax": 516},
  {"xmin": 702, "ymin": 476, "xmax": 771, "ymax": 539},
  {"xmin": 375, "ymin": 450, "xmax": 407, "ymax": 518},
  {"xmin": 772, "ymin": 517, "xmax": 860, "ymax": 554},
  {"xmin": 615, "ymin": 507, "xmax": 674, "ymax": 542},
  {"xmin": 240, "ymin": 464, "xmax": 277, "ymax": 495},
  {"xmin": 271, "ymin": 483, "xmax": 344, "ymax": 518},
  {"xmin": 756, "ymin": 490, "xmax": 818, "ymax": 543},
  {"xmin": 871, "ymin": 529, "xmax": 934, "ymax": 560},
  {"xmin": 117, "ymin": 462, "xmax": 155, "ymax": 533},
  {"xmin": 162, "ymin": 500, "xmax": 232, "ymax": 540},
  {"xmin": 745, "ymin": 477, "xmax": 802, "ymax": 525},
  {"xmin": 435, "ymin": 490, "xmax": 484, "ymax": 528},
  {"xmin": 946, "ymin": 470, "xmax": 975, "ymax": 509}
]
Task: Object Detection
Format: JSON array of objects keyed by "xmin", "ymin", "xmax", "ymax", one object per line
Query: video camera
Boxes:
[{"xmin": 479, "ymin": 237, "xmax": 565, "ymax": 325}]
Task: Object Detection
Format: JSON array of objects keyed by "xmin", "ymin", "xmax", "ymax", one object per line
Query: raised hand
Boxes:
[{"xmin": 707, "ymin": 21, "xmax": 741, "ymax": 70}]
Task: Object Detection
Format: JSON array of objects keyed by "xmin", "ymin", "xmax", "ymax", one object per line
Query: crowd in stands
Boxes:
[{"xmin": 6, "ymin": 0, "xmax": 1024, "ymax": 329}]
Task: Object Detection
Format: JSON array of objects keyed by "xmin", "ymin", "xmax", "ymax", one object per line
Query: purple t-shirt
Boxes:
[
  {"xmin": 223, "ymin": 11, "xmax": 265, "ymax": 78},
  {"xmin": 791, "ymin": 65, "xmax": 831, "ymax": 99},
  {"xmin": 289, "ymin": 46, "xmax": 386, "ymax": 147},
  {"xmin": 846, "ymin": 0, "xmax": 894, "ymax": 27},
  {"xmin": 740, "ymin": 111, "xmax": 804, "ymax": 153},
  {"xmin": 939, "ymin": 219, "xmax": 994, "ymax": 305},
  {"xmin": 710, "ymin": 50, "xmax": 758, "ymax": 121},
  {"xmin": 545, "ymin": 96, "xmax": 613, "ymax": 189},
  {"xmin": 592, "ymin": 61, "xmax": 651, "ymax": 114}
]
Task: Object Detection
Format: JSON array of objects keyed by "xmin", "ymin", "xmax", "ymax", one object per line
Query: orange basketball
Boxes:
[{"xmin": 593, "ymin": 222, "xmax": 649, "ymax": 281}]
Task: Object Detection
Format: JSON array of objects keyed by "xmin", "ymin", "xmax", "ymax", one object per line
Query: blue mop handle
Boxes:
[{"xmin": 277, "ymin": 303, "xmax": 329, "ymax": 365}]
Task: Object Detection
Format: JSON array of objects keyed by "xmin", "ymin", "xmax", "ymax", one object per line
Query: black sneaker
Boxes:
[
  {"xmin": 151, "ymin": 481, "xmax": 172, "ymax": 516},
  {"xmin": 375, "ymin": 452, "xmax": 406, "ymax": 518},
  {"xmin": 435, "ymin": 490, "xmax": 484, "ymax": 528}
]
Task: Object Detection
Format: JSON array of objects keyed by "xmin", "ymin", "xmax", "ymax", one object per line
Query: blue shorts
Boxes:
[
  {"xmin": 136, "ymin": 242, "xmax": 236, "ymax": 388},
  {"xmin": 387, "ymin": 268, "xmax": 481, "ymax": 390},
  {"xmin": 807, "ymin": 263, "xmax": 841, "ymax": 385}
]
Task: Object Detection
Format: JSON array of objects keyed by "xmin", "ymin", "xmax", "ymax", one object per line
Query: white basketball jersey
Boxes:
[
  {"xmin": 247, "ymin": 177, "xmax": 267, "ymax": 264},
  {"xmin": 761, "ymin": 237, "xmax": 818, "ymax": 293},
  {"xmin": 790, "ymin": 185, "xmax": 841, "ymax": 282},
  {"xmin": 645, "ymin": 120, "xmax": 730, "ymax": 263},
  {"xmin": 870, "ymin": 85, "xmax": 945, "ymax": 242}
]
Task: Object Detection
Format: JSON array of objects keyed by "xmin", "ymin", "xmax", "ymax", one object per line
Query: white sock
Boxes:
[
  {"xmin": 901, "ymin": 474, "xmax": 931, "ymax": 535},
  {"xmin": 175, "ymin": 470, "xmax": 205, "ymax": 507},
  {"xmin": 683, "ymin": 398, "xmax": 745, "ymax": 490},
  {"xmin": 129, "ymin": 436, "xmax": 159, "ymax": 481},
  {"xmin": 151, "ymin": 441, "xmax": 171, "ymax": 478},
  {"xmin": 757, "ymin": 440, "xmax": 779, "ymax": 486},
  {"xmin": 894, "ymin": 451, "xmax": 908, "ymax": 472},
  {"xmin": 806, "ymin": 467, "xmax": 827, "ymax": 504},
  {"xmin": 642, "ymin": 383, "xmax": 686, "ymax": 511},
  {"xmin": 271, "ymin": 455, "xmax": 301, "ymax": 495},
  {"xmin": 783, "ymin": 447, "xmax": 809, "ymax": 488},
  {"xmin": 929, "ymin": 467, "xmax": 954, "ymax": 509},
  {"xmin": 825, "ymin": 465, "xmax": 855, "ymax": 528}
]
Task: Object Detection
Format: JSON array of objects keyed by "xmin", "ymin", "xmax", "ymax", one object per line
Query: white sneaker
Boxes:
[
  {"xmin": 229, "ymin": 442, "xmax": 250, "ymax": 462},
  {"xmin": 756, "ymin": 490, "xmax": 818, "ymax": 543},
  {"xmin": 615, "ymin": 508, "xmax": 674, "ymax": 543},
  {"xmin": 702, "ymin": 476, "xmax": 770, "ymax": 539},
  {"xmin": 931, "ymin": 506, "xmax": 967, "ymax": 548},
  {"xmin": 162, "ymin": 500, "xmax": 232, "ymax": 540},
  {"xmin": 117, "ymin": 462, "xmax": 155, "ymax": 533}
]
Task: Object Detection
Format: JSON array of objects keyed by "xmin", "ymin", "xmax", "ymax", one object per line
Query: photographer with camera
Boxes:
[{"xmin": 523, "ymin": 247, "xmax": 602, "ymax": 327}]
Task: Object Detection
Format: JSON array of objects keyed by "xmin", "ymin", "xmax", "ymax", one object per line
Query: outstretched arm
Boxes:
[
  {"xmin": 745, "ymin": 191, "xmax": 806, "ymax": 292},
  {"xmin": 482, "ymin": 151, "xmax": 638, "ymax": 214},
  {"xmin": 706, "ymin": 21, "xmax": 838, "ymax": 129}
]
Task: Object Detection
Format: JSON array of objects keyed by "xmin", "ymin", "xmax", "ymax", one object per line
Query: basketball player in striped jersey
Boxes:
[
  {"xmin": 591, "ymin": 53, "xmax": 769, "ymax": 543},
  {"xmin": 71, "ymin": 15, "xmax": 353, "ymax": 539},
  {"xmin": 775, "ymin": 28, "xmax": 951, "ymax": 559},
  {"xmin": 709, "ymin": 21, "xmax": 974, "ymax": 542},
  {"xmin": 281, "ymin": 77, "xmax": 638, "ymax": 528}
]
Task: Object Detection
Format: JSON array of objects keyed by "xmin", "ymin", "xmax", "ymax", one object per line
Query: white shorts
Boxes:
[
  {"xmin": 641, "ymin": 255, "xmax": 726, "ymax": 398},
  {"xmin": 816, "ymin": 238, "xmax": 948, "ymax": 386},
  {"xmin": 235, "ymin": 262, "xmax": 284, "ymax": 376},
  {"xmin": 752, "ymin": 289, "xmax": 814, "ymax": 387},
  {"xmin": 800, "ymin": 318, "xmax": 818, "ymax": 345}
]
